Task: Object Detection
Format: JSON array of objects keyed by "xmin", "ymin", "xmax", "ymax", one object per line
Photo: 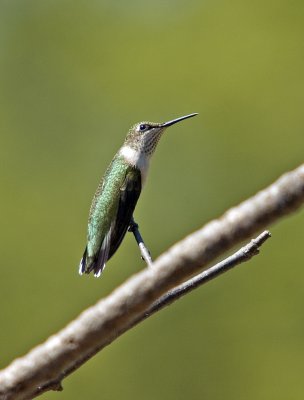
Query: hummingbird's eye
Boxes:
[{"xmin": 139, "ymin": 124, "xmax": 148, "ymax": 132}]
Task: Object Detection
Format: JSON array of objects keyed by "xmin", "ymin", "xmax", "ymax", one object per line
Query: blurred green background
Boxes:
[{"xmin": 1, "ymin": 1, "xmax": 304, "ymax": 399}]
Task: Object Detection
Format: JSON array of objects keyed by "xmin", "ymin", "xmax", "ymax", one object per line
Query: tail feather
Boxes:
[
  {"xmin": 78, "ymin": 227, "xmax": 112, "ymax": 278},
  {"xmin": 78, "ymin": 247, "xmax": 87, "ymax": 275}
]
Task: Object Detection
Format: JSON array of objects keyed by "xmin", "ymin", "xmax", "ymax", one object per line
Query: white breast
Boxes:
[{"xmin": 119, "ymin": 145, "xmax": 150, "ymax": 184}]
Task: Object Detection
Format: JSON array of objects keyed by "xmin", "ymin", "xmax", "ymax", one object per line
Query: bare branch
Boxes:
[{"xmin": 0, "ymin": 164, "xmax": 303, "ymax": 400}]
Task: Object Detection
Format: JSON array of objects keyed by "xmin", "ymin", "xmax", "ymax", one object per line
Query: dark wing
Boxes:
[{"xmin": 108, "ymin": 168, "xmax": 142, "ymax": 260}]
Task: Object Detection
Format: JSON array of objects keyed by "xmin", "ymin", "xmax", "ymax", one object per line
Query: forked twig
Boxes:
[
  {"xmin": 143, "ymin": 230, "xmax": 271, "ymax": 318},
  {"xmin": 30, "ymin": 230, "xmax": 271, "ymax": 399}
]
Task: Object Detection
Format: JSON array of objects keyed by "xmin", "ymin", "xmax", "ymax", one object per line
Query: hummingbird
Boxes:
[{"xmin": 79, "ymin": 113, "xmax": 198, "ymax": 277}]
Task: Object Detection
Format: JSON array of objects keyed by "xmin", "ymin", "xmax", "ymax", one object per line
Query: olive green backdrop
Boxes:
[{"xmin": 1, "ymin": 1, "xmax": 304, "ymax": 399}]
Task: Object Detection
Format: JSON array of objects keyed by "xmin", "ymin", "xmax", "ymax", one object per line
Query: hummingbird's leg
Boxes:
[{"xmin": 128, "ymin": 216, "xmax": 153, "ymax": 267}]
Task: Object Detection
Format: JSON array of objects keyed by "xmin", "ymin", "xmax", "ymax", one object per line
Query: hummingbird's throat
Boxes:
[{"xmin": 141, "ymin": 130, "xmax": 162, "ymax": 155}]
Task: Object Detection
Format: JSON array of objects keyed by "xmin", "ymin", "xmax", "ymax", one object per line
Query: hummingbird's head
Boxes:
[
  {"xmin": 124, "ymin": 113, "xmax": 198, "ymax": 157},
  {"xmin": 125, "ymin": 121, "xmax": 166, "ymax": 156}
]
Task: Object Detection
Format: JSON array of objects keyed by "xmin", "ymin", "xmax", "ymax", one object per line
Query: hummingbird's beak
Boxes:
[{"xmin": 161, "ymin": 113, "xmax": 198, "ymax": 128}]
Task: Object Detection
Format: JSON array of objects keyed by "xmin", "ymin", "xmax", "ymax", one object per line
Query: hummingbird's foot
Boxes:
[
  {"xmin": 128, "ymin": 219, "xmax": 138, "ymax": 232},
  {"xmin": 129, "ymin": 216, "xmax": 153, "ymax": 267}
]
